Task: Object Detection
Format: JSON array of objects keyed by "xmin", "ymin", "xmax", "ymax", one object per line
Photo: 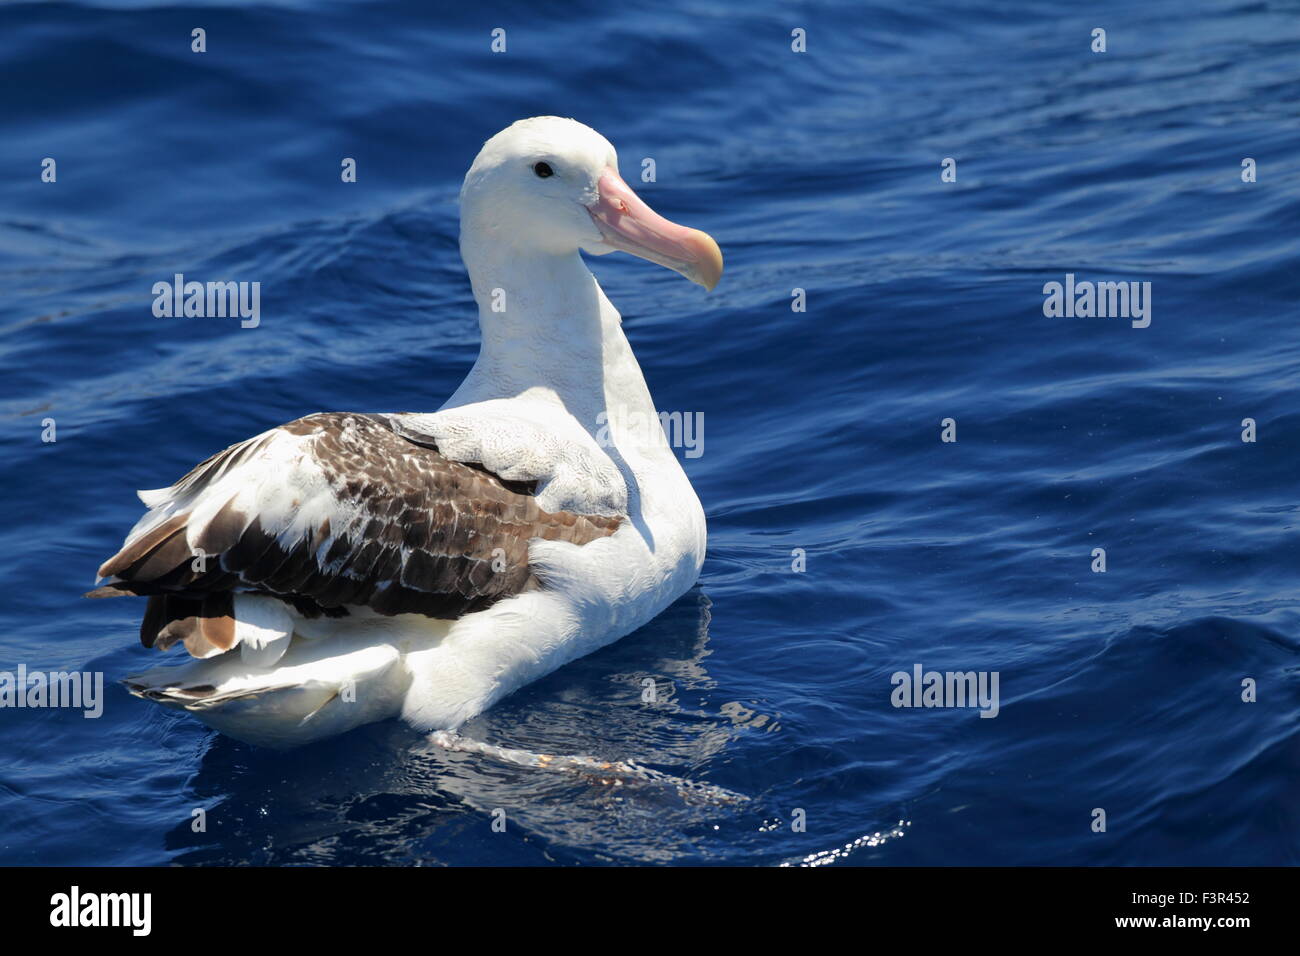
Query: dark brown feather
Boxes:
[
  {"xmin": 198, "ymin": 593, "xmax": 236, "ymax": 651},
  {"xmin": 98, "ymin": 513, "xmax": 188, "ymax": 579},
  {"xmin": 139, "ymin": 595, "xmax": 169, "ymax": 647},
  {"xmin": 95, "ymin": 412, "xmax": 623, "ymax": 658}
]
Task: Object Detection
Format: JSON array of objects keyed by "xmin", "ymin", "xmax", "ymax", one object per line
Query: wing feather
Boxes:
[{"xmin": 93, "ymin": 412, "xmax": 622, "ymax": 656}]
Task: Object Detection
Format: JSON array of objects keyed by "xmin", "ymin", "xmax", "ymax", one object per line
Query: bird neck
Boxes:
[{"xmin": 450, "ymin": 242, "xmax": 663, "ymax": 443}]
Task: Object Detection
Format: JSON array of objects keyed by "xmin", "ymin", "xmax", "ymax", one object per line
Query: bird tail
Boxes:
[{"xmin": 123, "ymin": 628, "xmax": 412, "ymax": 749}]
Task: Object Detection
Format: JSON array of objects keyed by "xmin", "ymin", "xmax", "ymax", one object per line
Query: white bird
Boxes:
[{"xmin": 90, "ymin": 116, "xmax": 723, "ymax": 749}]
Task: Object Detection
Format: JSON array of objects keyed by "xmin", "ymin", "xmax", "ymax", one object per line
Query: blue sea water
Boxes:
[{"xmin": 0, "ymin": 0, "xmax": 1297, "ymax": 866}]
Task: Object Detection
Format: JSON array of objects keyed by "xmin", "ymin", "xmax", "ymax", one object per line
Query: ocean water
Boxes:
[{"xmin": 0, "ymin": 0, "xmax": 1297, "ymax": 866}]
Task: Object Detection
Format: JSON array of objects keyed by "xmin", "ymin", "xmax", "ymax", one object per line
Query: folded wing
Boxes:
[{"xmin": 91, "ymin": 412, "xmax": 621, "ymax": 659}]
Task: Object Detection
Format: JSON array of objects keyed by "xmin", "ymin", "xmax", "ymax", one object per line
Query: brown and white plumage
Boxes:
[
  {"xmin": 93, "ymin": 117, "xmax": 721, "ymax": 747},
  {"xmin": 91, "ymin": 412, "xmax": 620, "ymax": 661}
]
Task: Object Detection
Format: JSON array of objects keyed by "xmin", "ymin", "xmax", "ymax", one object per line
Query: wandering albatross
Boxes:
[{"xmin": 90, "ymin": 116, "xmax": 723, "ymax": 749}]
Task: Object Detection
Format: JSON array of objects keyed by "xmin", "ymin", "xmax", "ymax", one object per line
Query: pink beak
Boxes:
[{"xmin": 586, "ymin": 168, "xmax": 723, "ymax": 291}]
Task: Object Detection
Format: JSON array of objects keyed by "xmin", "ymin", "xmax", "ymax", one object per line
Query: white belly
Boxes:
[
  {"xmin": 400, "ymin": 495, "xmax": 706, "ymax": 730},
  {"xmin": 126, "ymin": 465, "xmax": 705, "ymax": 748}
]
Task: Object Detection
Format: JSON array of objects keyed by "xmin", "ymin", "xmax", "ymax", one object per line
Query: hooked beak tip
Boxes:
[{"xmin": 689, "ymin": 228, "xmax": 724, "ymax": 292}]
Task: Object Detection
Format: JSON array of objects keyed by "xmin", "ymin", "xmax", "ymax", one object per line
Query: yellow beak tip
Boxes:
[{"xmin": 692, "ymin": 230, "xmax": 724, "ymax": 291}]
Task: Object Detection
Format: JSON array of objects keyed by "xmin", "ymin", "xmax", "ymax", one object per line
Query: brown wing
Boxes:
[{"xmin": 91, "ymin": 412, "xmax": 621, "ymax": 654}]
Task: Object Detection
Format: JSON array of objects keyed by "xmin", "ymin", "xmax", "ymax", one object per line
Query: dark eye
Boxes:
[{"xmin": 533, "ymin": 161, "xmax": 554, "ymax": 178}]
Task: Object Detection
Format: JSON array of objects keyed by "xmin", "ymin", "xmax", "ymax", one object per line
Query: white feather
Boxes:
[
  {"xmin": 234, "ymin": 594, "xmax": 295, "ymax": 667},
  {"xmin": 123, "ymin": 117, "xmax": 709, "ymax": 746}
]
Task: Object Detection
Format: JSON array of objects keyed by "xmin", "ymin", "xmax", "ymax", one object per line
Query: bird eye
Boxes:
[{"xmin": 533, "ymin": 161, "xmax": 554, "ymax": 178}]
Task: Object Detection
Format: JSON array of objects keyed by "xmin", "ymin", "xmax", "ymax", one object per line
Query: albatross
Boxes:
[{"xmin": 90, "ymin": 116, "xmax": 723, "ymax": 749}]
